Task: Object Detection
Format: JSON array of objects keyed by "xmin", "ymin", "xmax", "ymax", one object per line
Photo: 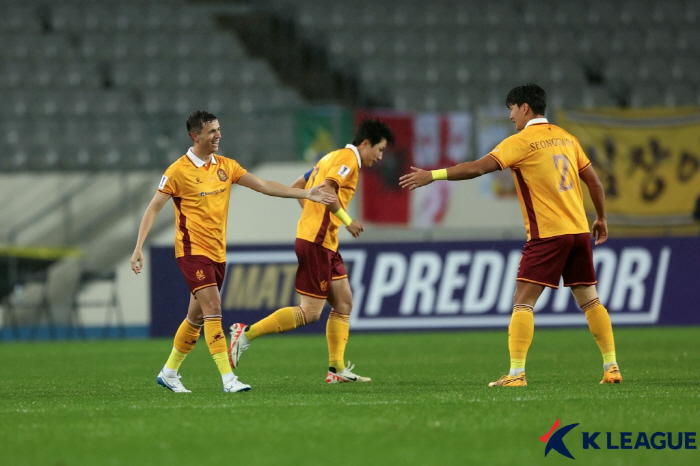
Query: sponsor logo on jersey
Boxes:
[{"xmin": 200, "ymin": 188, "xmax": 226, "ymax": 197}]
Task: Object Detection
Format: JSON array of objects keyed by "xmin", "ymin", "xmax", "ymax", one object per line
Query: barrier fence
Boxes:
[{"xmin": 150, "ymin": 237, "xmax": 698, "ymax": 336}]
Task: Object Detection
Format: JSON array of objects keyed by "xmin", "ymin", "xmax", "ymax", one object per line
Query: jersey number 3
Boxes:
[{"xmin": 553, "ymin": 154, "xmax": 574, "ymax": 192}]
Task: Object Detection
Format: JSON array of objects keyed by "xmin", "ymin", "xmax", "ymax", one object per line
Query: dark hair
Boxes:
[
  {"xmin": 186, "ymin": 110, "xmax": 218, "ymax": 134},
  {"xmin": 506, "ymin": 83, "xmax": 546, "ymax": 115},
  {"xmin": 351, "ymin": 118, "xmax": 396, "ymax": 147}
]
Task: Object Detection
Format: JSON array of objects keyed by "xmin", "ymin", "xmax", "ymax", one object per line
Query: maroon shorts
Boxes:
[
  {"xmin": 176, "ymin": 255, "xmax": 226, "ymax": 294},
  {"xmin": 294, "ymin": 238, "xmax": 348, "ymax": 299},
  {"xmin": 517, "ymin": 233, "xmax": 597, "ymax": 288}
]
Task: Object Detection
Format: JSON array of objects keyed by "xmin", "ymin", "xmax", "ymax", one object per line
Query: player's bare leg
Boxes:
[
  {"xmin": 571, "ymin": 285, "xmax": 621, "ymax": 383},
  {"xmin": 489, "ymin": 281, "xmax": 543, "ymax": 387},
  {"xmin": 325, "ymin": 278, "xmax": 370, "ymax": 383}
]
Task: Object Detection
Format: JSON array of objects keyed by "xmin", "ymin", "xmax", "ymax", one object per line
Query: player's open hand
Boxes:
[
  {"xmin": 307, "ymin": 183, "xmax": 337, "ymax": 205},
  {"xmin": 591, "ymin": 218, "xmax": 608, "ymax": 245},
  {"xmin": 131, "ymin": 248, "xmax": 144, "ymax": 275},
  {"xmin": 346, "ymin": 219, "xmax": 364, "ymax": 238},
  {"xmin": 399, "ymin": 167, "xmax": 433, "ymax": 190}
]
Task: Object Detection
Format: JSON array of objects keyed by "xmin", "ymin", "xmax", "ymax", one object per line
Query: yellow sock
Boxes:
[
  {"xmin": 212, "ymin": 352, "xmax": 232, "ymax": 377},
  {"xmin": 165, "ymin": 318, "xmax": 202, "ymax": 372},
  {"xmin": 165, "ymin": 348, "xmax": 188, "ymax": 372},
  {"xmin": 204, "ymin": 317, "xmax": 232, "ymax": 376},
  {"xmin": 509, "ymin": 305, "xmax": 534, "ymax": 371},
  {"xmin": 582, "ymin": 299, "xmax": 617, "ymax": 365},
  {"xmin": 327, "ymin": 311, "xmax": 350, "ymax": 371},
  {"xmin": 245, "ymin": 306, "xmax": 305, "ymax": 341}
]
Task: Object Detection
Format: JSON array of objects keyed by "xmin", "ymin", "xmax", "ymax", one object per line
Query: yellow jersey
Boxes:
[
  {"xmin": 488, "ymin": 119, "xmax": 591, "ymax": 240},
  {"xmin": 296, "ymin": 144, "xmax": 361, "ymax": 252},
  {"xmin": 158, "ymin": 149, "xmax": 247, "ymax": 262}
]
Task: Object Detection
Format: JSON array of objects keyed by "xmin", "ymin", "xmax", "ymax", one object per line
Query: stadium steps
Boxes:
[
  {"xmin": 211, "ymin": 3, "xmax": 392, "ymax": 108},
  {"xmin": 0, "ymin": 171, "xmax": 169, "ymax": 324}
]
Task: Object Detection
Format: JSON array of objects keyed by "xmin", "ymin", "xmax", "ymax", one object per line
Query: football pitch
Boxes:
[{"xmin": 1, "ymin": 327, "xmax": 698, "ymax": 466}]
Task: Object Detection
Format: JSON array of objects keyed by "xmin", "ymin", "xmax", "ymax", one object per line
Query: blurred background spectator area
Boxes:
[{"xmin": 0, "ymin": 0, "xmax": 699, "ymax": 172}]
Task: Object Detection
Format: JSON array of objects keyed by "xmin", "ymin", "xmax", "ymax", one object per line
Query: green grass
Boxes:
[{"xmin": 1, "ymin": 327, "xmax": 699, "ymax": 466}]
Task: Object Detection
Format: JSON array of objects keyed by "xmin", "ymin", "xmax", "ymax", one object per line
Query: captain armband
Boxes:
[
  {"xmin": 334, "ymin": 208, "xmax": 353, "ymax": 226},
  {"xmin": 431, "ymin": 169, "xmax": 448, "ymax": 180}
]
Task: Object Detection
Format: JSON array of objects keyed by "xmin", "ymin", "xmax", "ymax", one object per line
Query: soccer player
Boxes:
[
  {"xmin": 228, "ymin": 119, "xmax": 395, "ymax": 383},
  {"xmin": 130, "ymin": 110, "xmax": 336, "ymax": 393},
  {"xmin": 399, "ymin": 84, "xmax": 621, "ymax": 387}
]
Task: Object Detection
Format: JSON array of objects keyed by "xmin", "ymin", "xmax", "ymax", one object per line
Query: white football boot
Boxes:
[
  {"xmin": 156, "ymin": 370, "xmax": 191, "ymax": 393},
  {"xmin": 228, "ymin": 323, "xmax": 250, "ymax": 369},
  {"xmin": 223, "ymin": 375, "xmax": 251, "ymax": 393},
  {"xmin": 326, "ymin": 362, "xmax": 372, "ymax": 383}
]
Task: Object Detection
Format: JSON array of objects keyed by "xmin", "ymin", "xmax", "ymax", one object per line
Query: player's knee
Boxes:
[
  {"xmin": 188, "ymin": 314, "xmax": 204, "ymax": 326},
  {"xmin": 334, "ymin": 300, "xmax": 353, "ymax": 315},
  {"xmin": 200, "ymin": 300, "xmax": 222, "ymax": 316},
  {"xmin": 304, "ymin": 311, "xmax": 322, "ymax": 324}
]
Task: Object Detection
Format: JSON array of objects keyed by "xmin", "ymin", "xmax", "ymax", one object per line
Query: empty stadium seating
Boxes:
[
  {"xmin": 271, "ymin": 0, "xmax": 699, "ymax": 112},
  {"xmin": 0, "ymin": 0, "xmax": 302, "ymax": 172}
]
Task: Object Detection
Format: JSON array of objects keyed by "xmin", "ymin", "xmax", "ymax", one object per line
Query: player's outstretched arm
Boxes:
[
  {"xmin": 131, "ymin": 191, "xmax": 171, "ymax": 275},
  {"xmin": 237, "ymin": 172, "xmax": 336, "ymax": 205},
  {"xmin": 399, "ymin": 155, "xmax": 500, "ymax": 190},
  {"xmin": 579, "ymin": 165, "xmax": 608, "ymax": 245},
  {"xmin": 291, "ymin": 174, "xmax": 307, "ymax": 209}
]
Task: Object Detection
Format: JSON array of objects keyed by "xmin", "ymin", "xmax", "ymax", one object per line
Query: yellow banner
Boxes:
[{"xmin": 558, "ymin": 108, "xmax": 700, "ymax": 226}]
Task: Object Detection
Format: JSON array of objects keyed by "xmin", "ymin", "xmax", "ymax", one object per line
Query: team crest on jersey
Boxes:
[
  {"xmin": 320, "ymin": 280, "xmax": 328, "ymax": 292},
  {"xmin": 196, "ymin": 270, "xmax": 206, "ymax": 281},
  {"xmin": 337, "ymin": 165, "xmax": 351, "ymax": 178},
  {"xmin": 217, "ymin": 169, "xmax": 228, "ymax": 182}
]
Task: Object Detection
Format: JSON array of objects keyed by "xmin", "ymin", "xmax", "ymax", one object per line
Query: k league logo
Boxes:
[
  {"xmin": 540, "ymin": 418, "xmax": 697, "ymax": 459},
  {"xmin": 541, "ymin": 418, "xmax": 579, "ymax": 459}
]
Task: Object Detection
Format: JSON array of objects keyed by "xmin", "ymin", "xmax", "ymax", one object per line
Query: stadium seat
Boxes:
[
  {"xmin": 582, "ymin": 87, "xmax": 618, "ymax": 108},
  {"xmin": 452, "ymin": 31, "xmax": 485, "ymax": 57},
  {"xmin": 515, "ymin": 57, "xmax": 551, "ymax": 88},
  {"xmin": 604, "ymin": 57, "xmax": 638, "ymax": 83},
  {"xmin": 54, "ymin": 62, "xmax": 102, "ymax": 89},
  {"xmin": 584, "ymin": 1, "xmax": 620, "ymax": 27},
  {"xmin": 0, "ymin": 62, "xmax": 26, "ymax": 89},
  {"xmin": 548, "ymin": 85, "xmax": 585, "ymax": 110},
  {"xmin": 670, "ymin": 55, "xmax": 700, "ymax": 84},
  {"xmin": 650, "ymin": 1, "xmax": 688, "ymax": 26},
  {"xmin": 578, "ymin": 28, "xmax": 610, "ymax": 56},
  {"xmin": 553, "ymin": 0, "xmax": 587, "ymax": 26},
  {"xmin": 665, "ymin": 84, "xmax": 700, "ymax": 106},
  {"xmin": 676, "ymin": 27, "xmax": 700, "ymax": 53},
  {"xmin": 549, "ymin": 58, "xmax": 587, "ymax": 87},
  {"xmin": 631, "ymin": 84, "xmax": 665, "ymax": 107},
  {"xmin": 485, "ymin": 2, "xmax": 518, "ymax": 28},
  {"xmin": 644, "ymin": 28, "xmax": 676, "ymax": 54},
  {"xmin": 610, "ymin": 29, "xmax": 645, "ymax": 56},
  {"xmin": 523, "ymin": 2, "xmax": 552, "ymax": 27},
  {"xmin": 637, "ymin": 56, "xmax": 672, "ymax": 83},
  {"xmin": 619, "ymin": 0, "xmax": 655, "ymax": 26},
  {"xmin": 3, "ymin": 6, "xmax": 41, "ymax": 32}
]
